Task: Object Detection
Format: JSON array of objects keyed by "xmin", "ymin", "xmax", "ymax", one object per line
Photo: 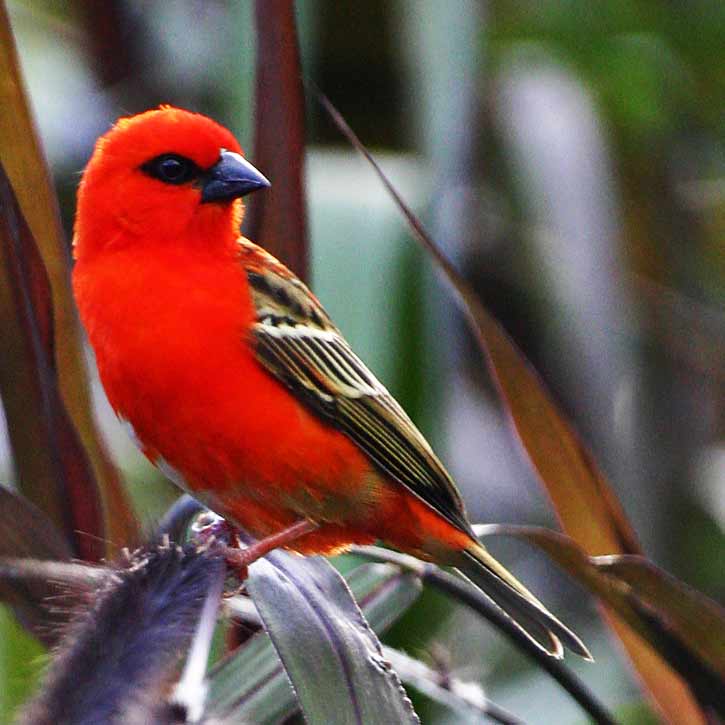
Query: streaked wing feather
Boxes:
[{"xmin": 245, "ymin": 261, "xmax": 471, "ymax": 535}]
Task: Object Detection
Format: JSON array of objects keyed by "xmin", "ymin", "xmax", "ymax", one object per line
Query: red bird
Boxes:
[{"xmin": 73, "ymin": 107, "xmax": 588, "ymax": 659}]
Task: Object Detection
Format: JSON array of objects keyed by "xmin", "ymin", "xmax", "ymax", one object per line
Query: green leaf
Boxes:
[
  {"xmin": 247, "ymin": 552, "xmax": 418, "ymax": 725},
  {"xmin": 207, "ymin": 561, "xmax": 421, "ymax": 723},
  {"xmin": 0, "ymin": 605, "xmax": 45, "ymax": 724}
]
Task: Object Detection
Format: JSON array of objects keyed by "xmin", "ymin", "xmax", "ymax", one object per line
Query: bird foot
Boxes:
[
  {"xmin": 222, "ymin": 519, "xmax": 319, "ymax": 583},
  {"xmin": 191, "ymin": 511, "xmax": 239, "ymax": 549},
  {"xmin": 191, "ymin": 514, "xmax": 318, "ymax": 583}
]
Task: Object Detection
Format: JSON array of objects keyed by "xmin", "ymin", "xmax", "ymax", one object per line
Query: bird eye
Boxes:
[{"xmin": 141, "ymin": 154, "xmax": 199, "ymax": 185}]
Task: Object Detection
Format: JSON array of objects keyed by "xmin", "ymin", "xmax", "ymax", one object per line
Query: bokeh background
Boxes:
[{"xmin": 1, "ymin": 1, "xmax": 723, "ymax": 722}]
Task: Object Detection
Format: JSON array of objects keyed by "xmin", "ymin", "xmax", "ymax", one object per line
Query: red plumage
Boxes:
[{"xmin": 73, "ymin": 107, "xmax": 589, "ymax": 658}]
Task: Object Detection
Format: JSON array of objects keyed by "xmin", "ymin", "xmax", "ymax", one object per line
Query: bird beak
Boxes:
[{"xmin": 200, "ymin": 150, "xmax": 271, "ymax": 203}]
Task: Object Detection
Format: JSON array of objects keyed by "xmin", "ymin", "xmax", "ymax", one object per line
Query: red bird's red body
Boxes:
[
  {"xmin": 76, "ymin": 235, "xmax": 456, "ymax": 556},
  {"xmin": 73, "ymin": 107, "xmax": 588, "ymax": 659}
]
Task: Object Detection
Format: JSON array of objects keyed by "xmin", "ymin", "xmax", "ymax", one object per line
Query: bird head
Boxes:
[{"xmin": 73, "ymin": 106, "xmax": 269, "ymax": 259}]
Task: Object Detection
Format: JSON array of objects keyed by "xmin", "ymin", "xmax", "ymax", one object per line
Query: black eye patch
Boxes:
[{"xmin": 141, "ymin": 154, "xmax": 200, "ymax": 185}]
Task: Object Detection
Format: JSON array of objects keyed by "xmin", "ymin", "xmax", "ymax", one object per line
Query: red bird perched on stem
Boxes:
[{"xmin": 73, "ymin": 106, "xmax": 589, "ymax": 659}]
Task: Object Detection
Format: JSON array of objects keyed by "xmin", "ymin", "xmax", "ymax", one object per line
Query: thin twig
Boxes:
[
  {"xmin": 383, "ymin": 646, "xmax": 522, "ymax": 725},
  {"xmin": 0, "ymin": 557, "xmax": 110, "ymax": 587}
]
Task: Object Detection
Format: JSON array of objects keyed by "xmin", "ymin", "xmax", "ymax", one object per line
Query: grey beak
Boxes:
[{"xmin": 201, "ymin": 150, "xmax": 270, "ymax": 203}]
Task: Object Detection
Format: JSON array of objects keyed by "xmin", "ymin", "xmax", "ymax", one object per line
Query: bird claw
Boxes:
[
  {"xmin": 189, "ymin": 512, "xmax": 251, "ymax": 581},
  {"xmin": 191, "ymin": 511, "xmax": 238, "ymax": 549},
  {"xmin": 192, "ymin": 516, "xmax": 318, "ymax": 585}
]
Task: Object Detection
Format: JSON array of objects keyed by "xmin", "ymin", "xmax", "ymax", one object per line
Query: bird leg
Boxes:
[{"xmin": 222, "ymin": 519, "xmax": 319, "ymax": 580}]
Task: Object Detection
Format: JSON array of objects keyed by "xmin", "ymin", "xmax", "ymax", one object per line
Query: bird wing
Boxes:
[{"xmin": 241, "ymin": 241, "xmax": 472, "ymax": 535}]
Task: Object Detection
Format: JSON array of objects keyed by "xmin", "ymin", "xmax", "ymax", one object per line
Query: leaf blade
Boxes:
[
  {"xmin": 209, "ymin": 560, "xmax": 421, "ymax": 724},
  {"xmin": 0, "ymin": 166, "xmax": 104, "ymax": 562},
  {"xmin": 315, "ymin": 90, "xmax": 706, "ymax": 723},
  {"xmin": 0, "ymin": 1, "xmax": 138, "ymax": 554},
  {"xmin": 244, "ymin": 0, "xmax": 308, "ymax": 280},
  {"xmin": 247, "ymin": 551, "xmax": 418, "ymax": 725},
  {"xmin": 0, "ymin": 486, "xmax": 74, "ymax": 643},
  {"xmin": 476, "ymin": 524, "xmax": 725, "ymax": 717}
]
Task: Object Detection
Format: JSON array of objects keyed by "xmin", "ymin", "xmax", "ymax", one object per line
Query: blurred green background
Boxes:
[{"xmin": 1, "ymin": 1, "xmax": 723, "ymax": 722}]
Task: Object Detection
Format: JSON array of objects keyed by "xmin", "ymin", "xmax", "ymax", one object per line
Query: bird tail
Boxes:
[{"xmin": 452, "ymin": 543, "xmax": 592, "ymax": 660}]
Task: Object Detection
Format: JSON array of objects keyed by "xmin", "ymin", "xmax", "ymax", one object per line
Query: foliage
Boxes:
[{"xmin": 0, "ymin": 1, "xmax": 723, "ymax": 723}]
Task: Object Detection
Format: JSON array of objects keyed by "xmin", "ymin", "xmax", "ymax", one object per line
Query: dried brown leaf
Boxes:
[{"xmin": 315, "ymin": 91, "xmax": 707, "ymax": 723}]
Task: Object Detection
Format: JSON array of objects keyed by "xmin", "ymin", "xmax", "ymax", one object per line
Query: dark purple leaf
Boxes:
[
  {"xmin": 244, "ymin": 0, "xmax": 308, "ymax": 281},
  {"xmin": 0, "ymin": 486, "xmax": 75, "ymax": 644},
  {"xmin": 0, "ymin": 5, "xmax": 139, "ymax": 556},
  {"xmin": 0, "ymin": 165, "xmax": 104, "ymax": 562}
]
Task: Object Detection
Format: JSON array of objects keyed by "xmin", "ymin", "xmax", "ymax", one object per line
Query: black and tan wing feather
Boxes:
[
  {"xmin": 242, "ymin": 245, "xmax": 592, "ymax": 660},
  {"xmin": 244, "ymin": 253, "xmax": 472, "ymax": 536}
]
